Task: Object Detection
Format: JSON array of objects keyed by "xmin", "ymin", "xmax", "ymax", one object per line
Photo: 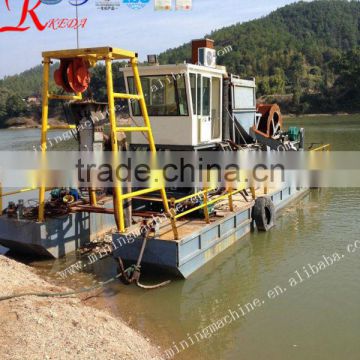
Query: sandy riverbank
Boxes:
[{"xmin": 0, "ymin": 255, "xmax": 163, "ymax": 360}]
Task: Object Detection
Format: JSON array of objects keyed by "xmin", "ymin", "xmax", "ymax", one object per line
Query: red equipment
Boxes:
[
  {"xmin": 253, "ymin": 104, "xmax": 283, "ymax": 138},
  {"xmin": 54, "ymin": 58, "xmax": 90, "ymax": 93}
]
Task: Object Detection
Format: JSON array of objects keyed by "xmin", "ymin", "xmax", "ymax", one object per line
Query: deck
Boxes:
[{"xmin": 113, "ymin": 185, "xmax": 307, "ymax": 278}]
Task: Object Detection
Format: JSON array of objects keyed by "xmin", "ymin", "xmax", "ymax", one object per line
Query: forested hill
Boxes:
[
  {"xmin": 0, "ymin": 0, "xmax": 359, "ymax": 126},
  {"xmin": 159, "ymin": 0, "xmax": 360, "ymax": 113},
  {"xmin": 159, "ymin": 0, "xmax": 359, "ymax": 74},
  {"xmin": 0, "ymin": 65, "xmax": 57, "ymax": 125},
  {"xmin": 0, "ymin": 65, "xmax": 45, "ymax": 99}
]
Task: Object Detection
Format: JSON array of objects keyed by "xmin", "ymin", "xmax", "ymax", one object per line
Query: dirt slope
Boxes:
[{"xmin": 0, "ymin": 255, "xmax": 162, "ymax": 360}]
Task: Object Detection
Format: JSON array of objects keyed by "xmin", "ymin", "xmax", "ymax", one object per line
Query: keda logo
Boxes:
[
  {"xmin": 123, "ymin": 0, "xmax": 150, "ymax": 10},
  {"xmin": 1, "ymin": 0, "xmax": 45, "ymax": 32},
  {"xmin": 0, "ymin": 0, "xmax": 88, "ymax": 32}
]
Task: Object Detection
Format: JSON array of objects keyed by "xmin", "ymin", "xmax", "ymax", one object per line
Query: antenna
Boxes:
[{"xmin": 75, "ymin": 0, "xmax": 79, "ymax": 48}]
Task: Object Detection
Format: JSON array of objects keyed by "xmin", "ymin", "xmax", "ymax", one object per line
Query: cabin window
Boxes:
[
  {"xmin": 202, "ymin": 77, "xmax": 211, "ymax": 116},
  {"xmin": 211, "ymin": 77, "xmax": 221, "ymax": 139},
  {"xmin": 197, "ymin": 74, "xmax": 201, "ymax": 115},
  {"xmin": 190, "ymin": 73, "xmax": 197, "ymax": 115},
  {"xmin": 127, "ymin": 74, "xmax": 189, "ymax": 116},
  {"xmin": 177, "ymin": 74, "xmax": 188, "ymax": 116}
]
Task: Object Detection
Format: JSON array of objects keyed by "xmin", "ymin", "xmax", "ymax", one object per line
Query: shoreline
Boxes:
[
  {"xmin": 1, "ymin": 117, "xmax": 67, "ymax": 130},
  {"xmin": 1, "ymin": 112, "xmax": 359, "ymax": 129},
  {"xmin": 283, "ymin": 112, "xmax": 360, "ymax": 118},
  {"xmin": 0, "ymin": 255, "xmax": 163, "ymax": 360}
]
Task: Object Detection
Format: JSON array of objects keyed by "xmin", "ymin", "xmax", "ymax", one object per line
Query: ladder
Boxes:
[
  {"xmin": 37, "ymin": 47, "xmax": 173, "ymax": 234},
  {"xmin": 104, "ymin": 55, "xmax": 172, "ymax": 232}
]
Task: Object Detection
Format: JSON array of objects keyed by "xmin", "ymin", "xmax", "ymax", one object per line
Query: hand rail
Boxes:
[
  {"xmin": 172, "ymin": 188, "xmax": 216, "ymax": 205},
  {"xmin": 169, "ymin": 188, "xmax": 247, "ymax": 240},
  {"xmin": 311, "ymin": 144, "xmax": 331, "ymax": 152}
]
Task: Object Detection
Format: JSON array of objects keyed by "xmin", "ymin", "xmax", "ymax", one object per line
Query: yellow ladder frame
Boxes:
[{"xmin": 38, "ymin": 47, "xmax": 172, "ymax": 234}]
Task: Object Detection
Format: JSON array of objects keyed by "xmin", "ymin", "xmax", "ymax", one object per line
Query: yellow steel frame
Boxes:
[
  {"xmin": 38, "ymin": 47, "xmax": 171, "ymax": 233},
  {"xmin": 38, "ymin": 56, "xmax": 81, "ymax": 222}
]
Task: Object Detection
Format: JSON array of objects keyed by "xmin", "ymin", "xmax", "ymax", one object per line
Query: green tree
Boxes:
[
  {"xmin": 257, "ymin": 77, "xmax": 270, "ymax": 96},
  {"xmin": 6, "ymin": 94, "xmax": 26, "ymax": 117},
  {"xmin": 0, "ymin": 88, "xmax": 10, "ymax": 121},
  {"xmin": 331, "ymin": 47, "xmax": 360, "ymax": 110},
  {"xmin": 269, "ymin": 68, "xmax": 286, "ymax": 94}
]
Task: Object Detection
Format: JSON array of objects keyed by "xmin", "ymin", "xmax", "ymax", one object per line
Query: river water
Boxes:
[{"xmin": 1, "ymin": 115, "xmax": 360, "ymax": 359}]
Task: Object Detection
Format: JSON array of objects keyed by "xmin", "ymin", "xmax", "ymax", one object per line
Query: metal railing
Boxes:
[
  {"xmin": 0, "ymin": 185, "xmax": 38, "ymax": 212},
  {"xmin": 168, "ymin": 187, "xmax": 249, "ymax": 240}
]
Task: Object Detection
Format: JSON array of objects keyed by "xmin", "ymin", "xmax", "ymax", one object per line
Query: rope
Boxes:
[
  {"xmin": 117, "ymin": 223, "xmax": 171, "ymax": 289},
  {"xmin": 0, "ymin": 268, "xmax": 130, "ymax": 302}
]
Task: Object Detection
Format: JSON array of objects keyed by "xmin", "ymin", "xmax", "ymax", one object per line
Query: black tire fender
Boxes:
[{"xmin": 252, "ymin": 196, "xmax": 275, "ymax": 231}]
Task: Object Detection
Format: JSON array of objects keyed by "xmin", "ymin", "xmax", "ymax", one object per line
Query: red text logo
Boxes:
[
  {"xmin": 0, "ymin": 0, "xmax": 88, "ymax": 32},
  {"xmin": 0, "ymin": 0, "xmax": 45, "ymax": 32}
]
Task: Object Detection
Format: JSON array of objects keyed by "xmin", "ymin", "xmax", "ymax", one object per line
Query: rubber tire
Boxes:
[{"xmin": 252, "ymin": 197, "xmax": 275, "ymax": 231}]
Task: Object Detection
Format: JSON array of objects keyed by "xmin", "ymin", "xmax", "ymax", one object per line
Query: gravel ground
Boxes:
[{"xmin": 0, "ymin": 255, "xmax": 163, "ymax": 360}]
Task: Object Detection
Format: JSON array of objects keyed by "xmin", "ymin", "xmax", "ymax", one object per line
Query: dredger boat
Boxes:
[{"xmin": 0, "ymin": 40, "xmax": 328, "ymax": 278}]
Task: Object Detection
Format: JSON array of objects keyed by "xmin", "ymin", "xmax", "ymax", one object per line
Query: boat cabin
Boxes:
[{"xmin": 122, "ymin": 39, "xmax": 257, "ymax": 150}]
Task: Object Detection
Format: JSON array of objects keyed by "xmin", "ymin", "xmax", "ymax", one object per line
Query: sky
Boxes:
[{"xmin": 0, "ymin": 0, "xmax": 299, "ymax": 78}]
